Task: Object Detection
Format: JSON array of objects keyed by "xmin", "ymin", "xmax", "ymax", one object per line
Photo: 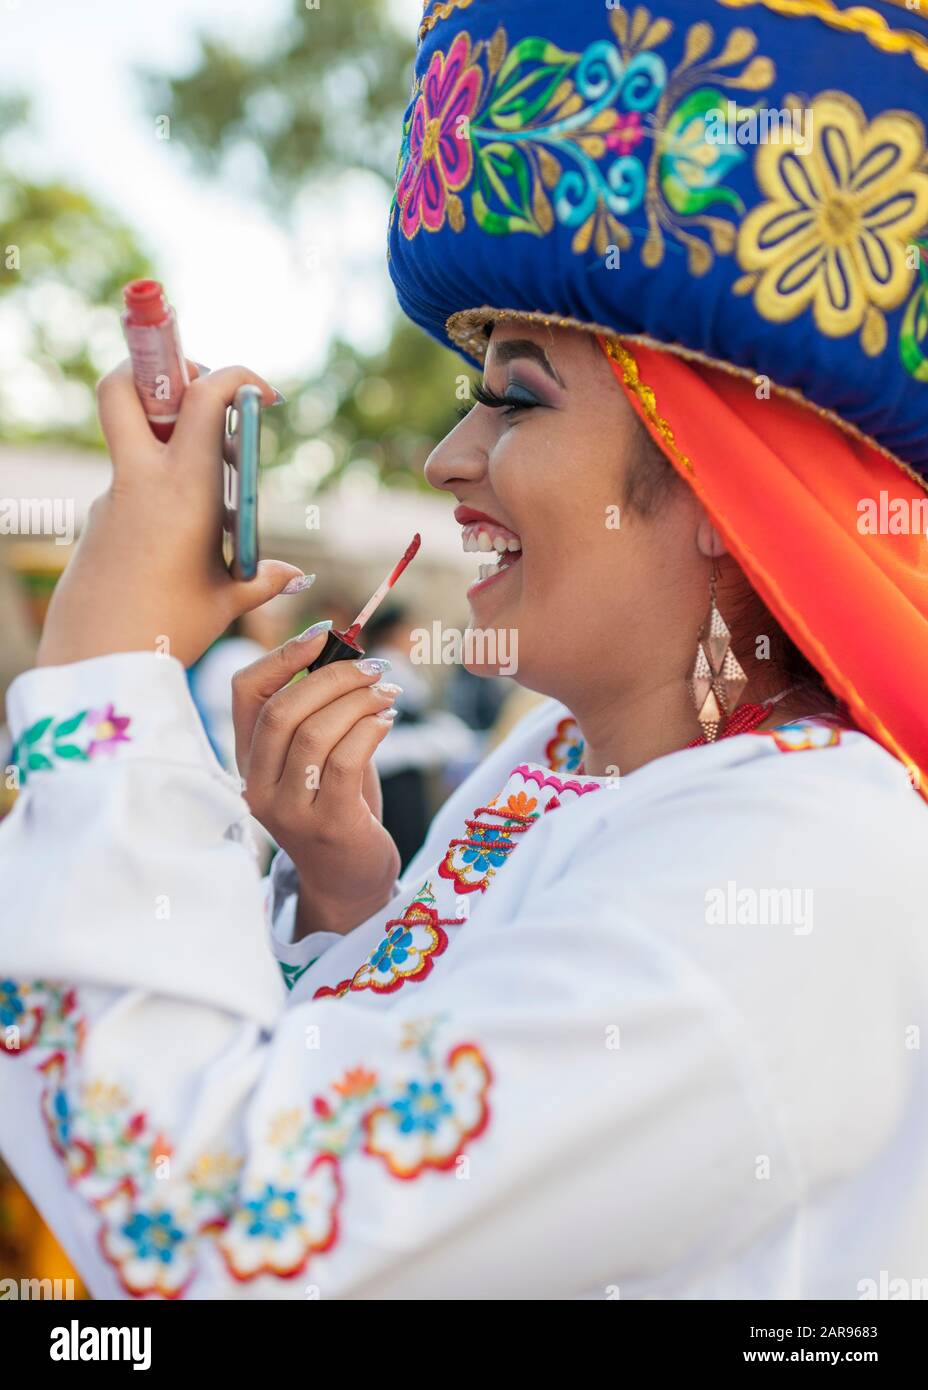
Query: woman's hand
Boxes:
[
  {"xmin": 232, "ymin": 628, "xmax": 403, "ymax": 939},
  {"xmin": 37, "ymin": 359, "xmax": 306, "ymax": 669}
]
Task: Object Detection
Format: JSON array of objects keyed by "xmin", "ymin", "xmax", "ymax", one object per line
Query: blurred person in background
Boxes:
[{"xmin": 364, "ymin": 603, "xmax": 476, "ymax": 868}]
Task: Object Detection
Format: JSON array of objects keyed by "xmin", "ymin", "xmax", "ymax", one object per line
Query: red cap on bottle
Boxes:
[{"xmin": 123, "ymin": 279, "xmax": 168, "ymax": 326}]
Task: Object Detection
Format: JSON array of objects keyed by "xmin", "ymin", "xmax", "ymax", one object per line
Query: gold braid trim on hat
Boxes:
[
  {"xmin": 717, "ymin": 0, "xmax": 928, "ymax": 73},
  {"xmin": 600, "ymin": 338, "xmax": 695, "ymax": 475},
  {"xmin": 444, "ymin": 306, "xmax": 928, "ymax": 496},
  {"xmin": 419, "ymin": 0, "xmax": 476, "ymax": 40}
]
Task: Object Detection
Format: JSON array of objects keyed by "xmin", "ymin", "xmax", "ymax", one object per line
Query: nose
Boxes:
[{"xmin": 424, "ymin": 410, "xmax": 490, "ymax": 495}]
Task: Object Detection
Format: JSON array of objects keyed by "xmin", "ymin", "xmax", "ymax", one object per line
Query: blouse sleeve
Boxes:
[
  {"xmin": 0, "ymin": 653, "xmax": 793, "ymax": 1299},
  {"xmin": 264, "ymin": 849, "xmax": 349, "ymax": 989}
]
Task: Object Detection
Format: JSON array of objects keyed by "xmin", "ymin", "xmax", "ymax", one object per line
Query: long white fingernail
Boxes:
[
  {"xmin": 298, "ymin": 619, "xmax": 333, "ymax": 641},
  {"xmin": 281, "ymin": 573, "xmax": 317, "ymax": 595},
  {"xmin": 375, "ymin": 708, "xmax": 399, "ymax": 722}
]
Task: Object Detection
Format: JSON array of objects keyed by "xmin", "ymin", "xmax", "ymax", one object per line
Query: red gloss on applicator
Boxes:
[{"xmin": 307, "ymin": 533, "xmax": 421, "ymax": 672}]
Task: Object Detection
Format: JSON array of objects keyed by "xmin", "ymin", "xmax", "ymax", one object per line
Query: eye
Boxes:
[{"xmin": 470, "ymin": 378, "xmax": 542, "ymax": 417}]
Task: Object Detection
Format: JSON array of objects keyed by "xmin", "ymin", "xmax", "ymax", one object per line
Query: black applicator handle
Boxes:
[{"xmin": 306, "ymin": 628, "xmax": 365, "ymax": 674}]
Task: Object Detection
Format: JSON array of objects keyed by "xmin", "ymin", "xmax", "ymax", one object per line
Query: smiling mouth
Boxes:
[{"xmin": 461, "ymin": 520, "xmax": 523, "ymax": 588}]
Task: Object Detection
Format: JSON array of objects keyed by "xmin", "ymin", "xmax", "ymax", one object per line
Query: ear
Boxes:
[{"xmin": 696, "ymin": 514, "xmax": 728, "ymax": 559}]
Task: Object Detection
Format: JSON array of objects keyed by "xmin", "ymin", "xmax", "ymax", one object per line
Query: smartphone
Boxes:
[{"xmin": 222, "ymin": 384, "xmax": 261, "ymax": 580}]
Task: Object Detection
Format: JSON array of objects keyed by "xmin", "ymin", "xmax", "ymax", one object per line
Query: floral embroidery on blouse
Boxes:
[
  {"xmin": 312, "ymin": 733, "xmax": 604, "ymax": 1003},
  {"xmin": 439, "ymin": 785, "xmax": 542, "ymax": 894},
  {"xmin": 391, "ymin": 12, "xmax": 774, "ymax": 273},
  {"xmin": 314, "ymin": 882, "xmax": 462, "ymax": 1001},
  {"xmin": 8, "ymin": 705, "xmax": 131, "ymax": 785},
  {"xmin": 544, "ymin": 717, "xmax": 586, "ymax": 773},
  {"xmin": 766, "ymin": 720, "xmax": 842, "ymax": 753},
  {"xmin": 2, "ymin": 985, "xmax": 492, "ymax": 1296}
]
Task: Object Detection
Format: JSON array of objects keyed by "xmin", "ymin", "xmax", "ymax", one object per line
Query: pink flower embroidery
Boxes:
[
  {"xmin": 86, "ymin": 705, "xmax": 131, "ymax": 755},
  {"xmin": 605, "ymin": 111, "xmax": 645, "ymax": 156},
  {"xmin": 395, "ymin": 31, "xmax": 483, "ymax": 238}
]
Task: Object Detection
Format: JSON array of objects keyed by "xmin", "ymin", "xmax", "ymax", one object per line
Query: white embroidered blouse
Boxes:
[{"xmin": 1, "ymin": 651, "xmax": 926, "ymax": 1299}]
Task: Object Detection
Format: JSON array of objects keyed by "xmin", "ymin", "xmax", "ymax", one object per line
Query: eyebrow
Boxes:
[{"xmin": 485, "ymin": 338, "xmax": 566, "ymax": 388}]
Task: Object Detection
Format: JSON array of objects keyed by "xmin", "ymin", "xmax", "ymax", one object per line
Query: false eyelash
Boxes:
[
  {"xmin": 471, "ymin": 379, "xmax": 540, "ymax": 416},
  {"xmin": 471, "ymin": 380, "xmax": 512, "ymax": 410}
]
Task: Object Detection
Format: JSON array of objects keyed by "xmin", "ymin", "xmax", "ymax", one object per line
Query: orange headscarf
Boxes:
[{"xmin": 600, "ymin": 336, "xmax": 928, "ymax": 801}]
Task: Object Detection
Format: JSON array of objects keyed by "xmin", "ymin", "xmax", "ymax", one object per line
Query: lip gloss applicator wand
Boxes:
[{"xmin": 307, "ymin": 533, "xmax": 422, "ymax": 673}]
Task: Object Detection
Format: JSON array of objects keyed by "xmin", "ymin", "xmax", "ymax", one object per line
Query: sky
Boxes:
[{"xmin": 0, "ymin": 0, "xmax": 423, "ymax": 383}]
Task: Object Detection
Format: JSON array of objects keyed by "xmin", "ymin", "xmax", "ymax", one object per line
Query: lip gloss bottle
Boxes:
[{"xmin": 121, "ymin": 279, "xmax": 189, "ymax": 441}]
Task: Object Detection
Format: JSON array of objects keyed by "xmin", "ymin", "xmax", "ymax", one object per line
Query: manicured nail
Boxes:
[
  {"xmin": 376, "ymin": 707, "xmax": 399, "ymax": 723},
  {"xmin": 194, "ymin": 361, "xmax": 211, "ymax": 377},
  {"xmin": 281, "ymin": 573, "xmax": 316, "ymax": 595},
  {"xmin": 372, "ymin": 682, "xmax": 402, "ymax": 697},
  {"xmin": 355, "ymin": 657, "xmax": 391, "ymax": 676},
  {"xmin": 298, "ymin": 619, "xmax": 333, "ymax": 641},
  {"xmin": 269, "ymin": 389, "xmax": 287, "ymax": 406}
]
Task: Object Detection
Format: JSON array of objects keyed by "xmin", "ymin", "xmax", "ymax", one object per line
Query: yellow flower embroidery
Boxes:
[{"xmin": 735, "ymin": 92, "xmax": 928, "ymax": 355}]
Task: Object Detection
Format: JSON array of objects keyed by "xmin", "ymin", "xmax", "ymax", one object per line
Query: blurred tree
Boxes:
[
  {"xmin": 141, "ymin": 0, "xmax": 467, "ymax": 490},
  {"xmin": 0, "ymin": 96, "xmax": 153, "ymax": 448},
  {"xmin": 142, "ymin": 0, "xmax": 415, "ymax": 202}
]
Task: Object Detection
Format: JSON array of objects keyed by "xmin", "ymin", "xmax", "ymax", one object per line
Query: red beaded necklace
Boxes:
[{"xmin": 686, "ymin": 701, "xmax": 775, "ymax": 748}]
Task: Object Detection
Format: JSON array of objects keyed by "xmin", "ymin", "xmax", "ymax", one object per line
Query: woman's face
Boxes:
[{"xmin": 425, "ymin": 323, "xmax": 710, "ymax": 708}]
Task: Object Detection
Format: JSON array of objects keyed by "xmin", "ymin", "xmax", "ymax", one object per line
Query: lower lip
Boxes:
[{"xmin": 466, "ymin": 552, "xmax": 522, "ymax": 598}]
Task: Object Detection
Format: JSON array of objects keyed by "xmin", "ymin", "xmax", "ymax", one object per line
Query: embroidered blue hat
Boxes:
[{"xmin": 387, "ymin": 1, "xmax": 928, "ymax": 474}]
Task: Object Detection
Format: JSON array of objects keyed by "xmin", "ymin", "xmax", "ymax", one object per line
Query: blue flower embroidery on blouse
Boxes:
[
  {"xmin": 564, "ymin": 742, "xmax": 584, "ymax": 772},
  {"xmin": 371, "ymin": 926, "xmax": 414, "ymax": 976},
  {"xmin": 122, "ymin": 1210, "xmax": 186, "ymax": 1265},
  {"xmin": 460, "ymin": 827, "xmax": 511, "ymax": 874},
  {"xmin": 391, "ymin": 1079, "xmax": 454, "ymax": 1135},
  {"xmin": 243, "ymin": 1184, "xmax": 304, "ymax": 1239},
  {"xmin": 0, "ymin": 980, "xmax": 25, "ymax": 1028}
]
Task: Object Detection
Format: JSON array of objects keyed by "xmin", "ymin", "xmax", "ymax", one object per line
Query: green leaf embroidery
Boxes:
[
  {"xmin": 52, "ymin": 744, "xmax": 89, "ymax": 761},
  {"xmin": 488, "ymin": 36, "xmax": 576, "ymax": 130},
  {"xmin": 900, "ymin": 242, "xmax": 928, "ymax": 382},
  {"xmin": 26, "ymin": 752, "xmax": 53, "ymax": 772},
  {"xmin": 280, "ymin": 959, "xmax": 318, "ymax": 991},
  {"xmin": 473, "ymin": 141, "xmax": 540, "ymax": 235},
  {"xmin": 24, "ymin": 717, "xmax": 53, "ymax": 745},
  {"xmin": 660, "ymin": 88, "xmax": 746, "ymax": 216},
  {"xmin": 54, "ymin": 711, "xmax": 87, "ymax": 738}
]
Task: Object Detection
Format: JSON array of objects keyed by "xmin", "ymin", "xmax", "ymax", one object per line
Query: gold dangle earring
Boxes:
[{"xmin": 689, "ymin": 560, "xmax": 747, "ymax": 742}]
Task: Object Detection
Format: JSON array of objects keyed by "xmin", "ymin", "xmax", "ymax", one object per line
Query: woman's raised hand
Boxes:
[
  {"xmin": 37, "ymin": 359, "xmax": 306, "ymax": 669},
  {"xmin": 232, "ymin": 628, "xmax": 403, "ymax": 939}
]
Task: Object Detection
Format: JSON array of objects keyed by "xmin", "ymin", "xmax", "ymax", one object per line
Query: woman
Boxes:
[{"xmin": 1, "ymin": 0, "xmax": 928, "ymax": 1299}]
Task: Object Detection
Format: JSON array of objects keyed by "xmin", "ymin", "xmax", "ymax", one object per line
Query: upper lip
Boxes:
[{"xmin": 454, "ymin": 505, "xmax": 509, "ymax": 528}]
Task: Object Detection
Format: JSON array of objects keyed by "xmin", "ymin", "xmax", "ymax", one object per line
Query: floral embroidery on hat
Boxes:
[
  {"xmin": 391, "ymin": 11, "xmax": 774, "ymax": 273},
  {"xmin": 9, "ymin": 705, "xmax": 132, "ymax": 785},
  {"xmin": 735, "ymin": 93, "xmax": 928, "ymax": 358}
]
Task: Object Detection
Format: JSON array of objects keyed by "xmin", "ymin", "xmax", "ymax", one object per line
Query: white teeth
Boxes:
[
  {"xmin": 477, "ymin": 563, "xmax": 494, "ymax": 581},
  {"xmin": 461, "ymin": 523, "xmax": 523, "ymax": 554}
]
